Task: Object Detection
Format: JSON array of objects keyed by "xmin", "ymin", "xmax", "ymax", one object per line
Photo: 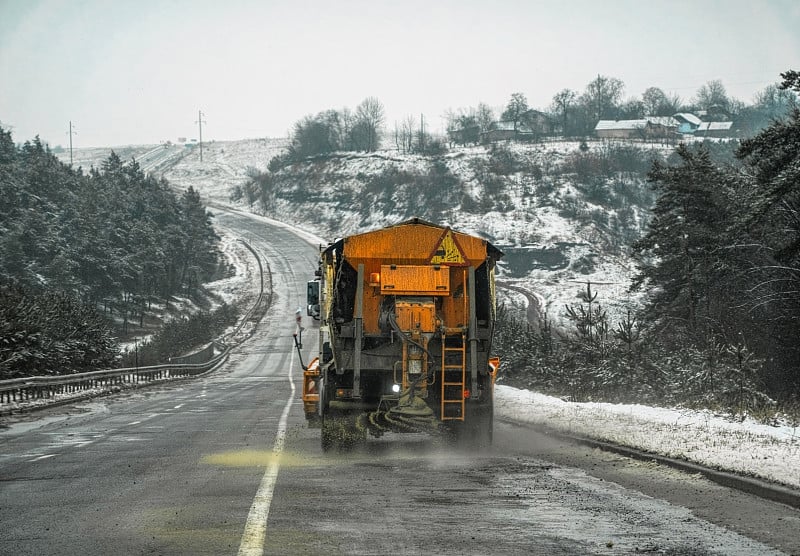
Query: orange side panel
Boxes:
[
  {"xmin": 380, "ymin": 265, "xmax": 450, "ymax": 296},
  {"xmin": 302, "ymin": 358, "xmax": 320, "ymax": 417}
]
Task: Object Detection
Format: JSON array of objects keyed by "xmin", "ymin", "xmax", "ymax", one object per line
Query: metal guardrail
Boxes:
[
  {"xmin": 0, "ymin": 347, "xmax": 230, "ymax": 406},
  {"xmin": 0, "ymin": 239, "xmax": 269, "ymax": 414}
]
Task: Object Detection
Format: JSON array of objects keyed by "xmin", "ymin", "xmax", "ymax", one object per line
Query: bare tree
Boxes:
[
  {"xmin": 642, "ymin": 87, "xmax": 673, "ymax": 116},
  {"xmin": 694, "ymin": 79, "xmax": 731, "ymax": 113},
  {"xmin": 502, "ymin": 92, "xmax": 529, "ymax": 131},
  {"xmin": 393, "ymin": 122, "xmax": 403, "ymax": 152},
  {"xmin": 754, "ymin": 83, "xmax": 798, "ymax": 116},
  {"xmin": 353, "ymin": 97, "xmax": 385, "ymax": 151},
  {"xmin": 445, "ymin": 108, "xmax": 481, "ymax": 146},
  {"xmin": 619, "ymin": 97, "xmax": 645, "ymax": 119},
  {"xmin": 551, "ymin": 88, "xmax": 577, "ymax": 137},
  {"xmin": 393, "ymin": 115, "xmax": 415, "ymax": 153},
  {"xmin": 582, "ymin": 75, "xmax": 625, "ymax": 121},
  {"xmin": 664, "ymin": 93, "xmax": 684, "ymax": 115},
  {"xmin": 334, "ymin": 107, "xmax": 354, "ymax": 150},
  {"xmin": 476, "ymin": 103, "xmax": 495, "ymax": 136}
]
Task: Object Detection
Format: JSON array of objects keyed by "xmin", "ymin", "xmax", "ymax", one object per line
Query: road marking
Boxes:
[
  {"xmin": 237, "ymin": 349, "xmax": 296, "ymax": 556},
  {"xmin": 29, "ymin": 454, "xmax": 57, "ymax": 462}
]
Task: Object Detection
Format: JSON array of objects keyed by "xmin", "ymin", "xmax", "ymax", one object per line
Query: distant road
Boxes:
[
  {"xmin": 1, "ymin": 208, "xmax": 797, "ymax": 555},
  {"xmin": 137, "ymin": 144, "xmax": 186, "ymax": 174},
  {"xmin": 54, "ymin": 143, "xmax": 187, "ymax": 174},
  {"xmin": 496, "ymin": 279, "xmax": 543, "ymax": 327}
]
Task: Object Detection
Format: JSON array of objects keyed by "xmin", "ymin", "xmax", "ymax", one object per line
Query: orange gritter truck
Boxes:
[{"xmin": 298, "ymin": 218, "xmax": 503, "ymax": 451}]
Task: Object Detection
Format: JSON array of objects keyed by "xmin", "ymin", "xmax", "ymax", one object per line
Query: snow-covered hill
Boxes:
[
  {"xmin": 157, "ymin": 138, "xmax": 667, "ymax": 327},
  {"xmin": 59, "ymin": 137, "xmax": 664, "ymax": 326},
  {"xmin": 163, "ymin": 138, "xmax": 288, "ymax": 202}
]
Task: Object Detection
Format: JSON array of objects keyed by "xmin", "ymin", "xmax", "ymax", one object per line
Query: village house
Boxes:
[
  {"xmin": 673, "ymin": 113, "xmax": 703, "ymax": 134},
  {"xmin": 482, "ymin": 121, "xmax": 527, "ymax": 142},
  {"xmin": 481, "ymin": 109, "xmax": 552, "ymax": 143},
  {"xmin": 694, "ymin": 121, "xmax": 734, "ymax": 138},
  {"xmin": 594, "ymin": 117, "xmax": 678, "ymax": 140},
  {"xmin": 596, "ymin": 113, "xmax": 733, "ymax": 140}
]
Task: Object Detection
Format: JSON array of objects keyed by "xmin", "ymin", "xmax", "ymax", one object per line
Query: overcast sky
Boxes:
[{"xmin": 1, "ymin": 0, "xmax": 798, "ymax": 147}]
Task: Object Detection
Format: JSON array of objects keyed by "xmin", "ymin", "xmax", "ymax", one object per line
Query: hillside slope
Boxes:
[
  {"xmin": 62, "ymin": 137, "xmax": 666, "ymax": 327},
  {"xmin": 172, "ymin": 139, "xmax": 667, "ymax": 325}
]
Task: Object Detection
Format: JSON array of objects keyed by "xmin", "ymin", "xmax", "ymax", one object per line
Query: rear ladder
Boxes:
[{"xmin": 440, "ymin": 330, "xmax": 466, "ymax": 420}]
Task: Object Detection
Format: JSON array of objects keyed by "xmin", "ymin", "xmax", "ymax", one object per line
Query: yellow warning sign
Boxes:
[{"xmin": 430, "ymin": 230, "xmax": 467, "ymax": 265}]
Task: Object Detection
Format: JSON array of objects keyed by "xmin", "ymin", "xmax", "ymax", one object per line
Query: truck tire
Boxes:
[
  {"xmin": 471, "ymin": 400, "xmax": 494, "ymax": 448},
  {"xmin": 452, "ymin": 393, "xmax": 493, "ymax": 450}
]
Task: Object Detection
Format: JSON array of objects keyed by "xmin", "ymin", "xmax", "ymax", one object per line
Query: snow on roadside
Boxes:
[
  {"xmin": 495, "ymin": 384, "xmax": 800, "ymax": 489},
  {"xmin": 204, "ymin": 230, "xmax": 258, "ymax": 307}
]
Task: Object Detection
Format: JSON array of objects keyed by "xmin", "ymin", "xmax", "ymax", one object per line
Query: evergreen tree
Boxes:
[
  {"xmin": 733, "ymin": 75, "xmax": 800, "ymax": 392},
  {"xmin": 177, "ymin": 187, "xmax": 220, "ymax": 296},
  {"xmin": 0, "ymin": 127, "xmax": 223, "ymax": 376},
  {"xmin": 632, "ymin": 145, "xmax": 731, "ymax": 334}
]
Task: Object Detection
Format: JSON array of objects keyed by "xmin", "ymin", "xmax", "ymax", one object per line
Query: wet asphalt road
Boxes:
[{"xmin": 1, "ymin": 210, "xmax": 798, "ymax": 555}]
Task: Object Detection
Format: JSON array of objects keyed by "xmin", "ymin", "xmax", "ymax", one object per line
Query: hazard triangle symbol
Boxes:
[{"xmin": 430, "ymin": 229, "xmax": 468, "ymax": 265}]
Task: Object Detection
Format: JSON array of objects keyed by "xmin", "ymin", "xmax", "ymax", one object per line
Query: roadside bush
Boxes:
[
  {"xmin": 488, "ymin": 143, "xmax": 519, "ymax": 175},
  {"xmin": 494, "ymin": 285, "xmax": 774, "ymax": 413},
  {"xmin": 564, "ymin": 150, "xmax": 608, "ymax": 184},
  {"xmin": 268, "ymin": 152, "xmax": 291, "ymax": 172}
]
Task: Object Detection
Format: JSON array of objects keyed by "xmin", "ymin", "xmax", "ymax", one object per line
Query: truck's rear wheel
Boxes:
[
  {"xmin": 470, "ymin": 400, "xmax": 493, "ymax": 448},
  {"xmin": 449, "ymin": 395, "xmax": 493, "ymax": 449}
]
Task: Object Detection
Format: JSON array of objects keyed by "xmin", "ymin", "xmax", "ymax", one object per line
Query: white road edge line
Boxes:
[{"xmin": 237, "ymin": 346, "xmax": 296, "ymax": 556}]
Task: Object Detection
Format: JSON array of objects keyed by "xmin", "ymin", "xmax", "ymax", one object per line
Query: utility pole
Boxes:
[
  {"xmin": 67, "ymin": 121, "xmax": 77, "ymax": 165},
  {"xmin": 420, "ymin": 113, "xmax": 425, "ymax": 154},
  {"xmin": 196, "ymin": 110, "xmax": 206, "ymax": 162}
]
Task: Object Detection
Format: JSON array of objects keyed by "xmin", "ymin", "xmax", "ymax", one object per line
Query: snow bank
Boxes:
[{"xmin": 496, "ymin": 385, "xmax": 800, "ymax": 489}]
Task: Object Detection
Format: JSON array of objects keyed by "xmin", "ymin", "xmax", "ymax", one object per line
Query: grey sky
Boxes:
[{"xmin": 1, "ymin": 0, "xmax": 798, "ymax": 147}]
